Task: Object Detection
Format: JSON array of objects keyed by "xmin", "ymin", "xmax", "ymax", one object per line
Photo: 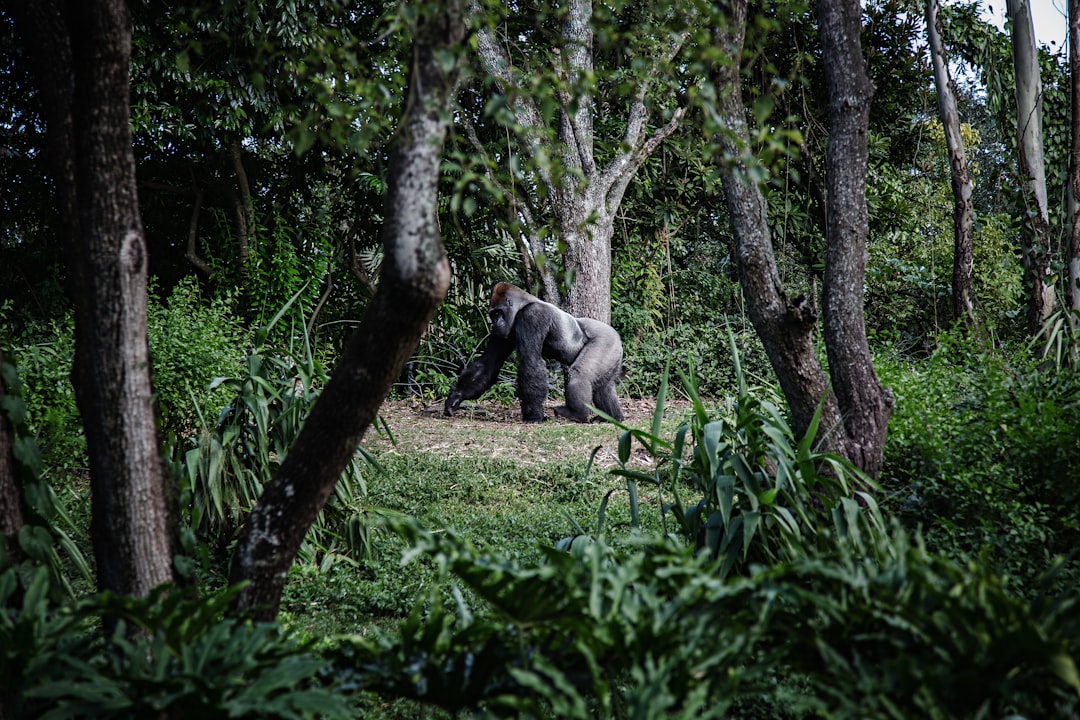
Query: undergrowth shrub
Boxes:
[
  {"xmin": 332, "ymin": 349, "xmax": 1079, "ymax": 717},
  {"xmin": 3, "ymin": 317, "xmax": 83, "ymax": 475},
  {"xmin": 336, "ymin": 517, "xmax": 1080, "ymax": 719},
  {"xmin": 3, "ymin": 279, "xmax": 247, "ymax": 474},
  {"xmin": 175, "ymin": 305, "xmax": 371, "ymax": 568},
  {"xmin": 878, "ymin": 329, "xmax": 1080, "ymax": 593},
  {"xmin": 608, "ymin": 339, "xmax": 888, "ymax": 578},
  {"xmin": 1, "ymin": 572, "xmax": 351, "ymax": 720},
  {"xmin": 147, "ymin": 277, "xmax": 246, "ymax": 436},
  {"xmin": 619, "ymin": 317, "xmax": 770, "ymax": 399},
  {"xmin": 0, "ymin": 357, "xmax": 92, "ymax": 600}
]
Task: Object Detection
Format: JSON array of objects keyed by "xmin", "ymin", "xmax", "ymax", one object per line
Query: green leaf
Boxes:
[
  {"xmin": 1052, "ymin": 653, "xmax": 1080, "ymax": 692},
  {"xmin": 21, "ymin": 566, "xmax": 50, "ymax": 618},
  {"xmin": 618, "ymin": 430, "xmax": 631, "ymax": 464},
  {"xmin": 752, "ymin": 94, "xmax": 775, "ymax": 126},
  {"xmin": 17, "ymin": 525, "xmax": 54, "ymax": 563},
  {"xmin": 742, "ymin": 510, "xmax": 761, "ymax": 559}
]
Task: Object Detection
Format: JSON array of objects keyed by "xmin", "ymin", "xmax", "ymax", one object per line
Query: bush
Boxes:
[
  {"xmin": 334, "ymin": 517, "xmax": 1080, "ymax": 719},
  {"xmin": 3, "ymin": 317, "xmax": 84, "ymax": 475},
  {"xmin": 1, "ymin": 572, "xmax": 351, "ymax": 720},
  {"xmin": 620, "ymin": 318, "xmax": 771, "ymax": 399},
  {"xmin": 175, "ymin": 321, "xmax": 370, "ymax": 567},
  {"xmin": 147, "ymin": 278, "xmax": 246, "ymax": 436},
  {"xmin": 0, "ymin": 357, "xmax": 92, "ymax": 600},
  {"xmin": 609, "ymin": 339, "xmax": 887, "ymax": 578},
  {"xmin": 878, "ymin": 329, "xmax": 1080, "ymax": 593},
  {"xmin": 2, "ymin": 280, "xmax": 246, "ymax": 474},
  {"xmin": 329, "ymin": 355, "xmax": 1079, "ymax": 718}
]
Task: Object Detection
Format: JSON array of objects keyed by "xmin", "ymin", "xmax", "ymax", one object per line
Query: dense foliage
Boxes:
[
  {"xmin": 4, "ymin": 0, "xmax": 1080, "ymax": 717},
  {"xmin": 5, "ymin": 340, "xmax": 1080, "ymax": 717}
]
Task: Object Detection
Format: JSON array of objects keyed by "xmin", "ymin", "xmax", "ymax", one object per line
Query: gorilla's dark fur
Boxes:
[{"xmin": 445, "ymin": 283, "xmax": 625, "ymax": 423}]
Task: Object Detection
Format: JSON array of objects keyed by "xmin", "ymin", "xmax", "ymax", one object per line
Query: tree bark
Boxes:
[
  {"xmin": 712, "ymin": 0, "xmax": 845, "ymax": 450},
  {"xmin": 926, "ymin": 0, "xmax": 977, "ymax": 328},
  {"xmin": 10, "ymin": 0, "xmax": 176, "ymax": 598},
  {"xmin": 230, "ymin": 142, "xmax": 255, "ymax": 296},
  {"xmin": 1008, "ymin": 0, "xmax": 1056, "ymax": 332},
  {"xmin": 185, "ymin": 183, "xmax": 212, "ymax": 276},
  {"xmin": 1068, "ymin": 0, "xmax": 1080, "ymax": 313},
  {"xmin": 469, "ymin": 0, "xmax": 687, "ymax": 321},
  {"xmin": 229, "ymin": 0, "xmax": 463, "ymax": 620},
  {"xmin": 817, "ymin": 0, "xmax": 894, "ymax": 479},
  {"xmin": 0, "ymin": 349, "xmax": 27, "ymax": 548}
]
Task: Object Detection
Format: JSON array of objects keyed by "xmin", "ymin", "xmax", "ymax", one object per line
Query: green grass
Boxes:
[{"xmin": 279, "ymin": 447, "xmax": 669, "ymax": 638}]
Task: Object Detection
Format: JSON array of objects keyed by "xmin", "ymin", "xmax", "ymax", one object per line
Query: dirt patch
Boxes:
[{"xmin": 362, "ymin": 397, "xmax": 690, "ymax": 468}]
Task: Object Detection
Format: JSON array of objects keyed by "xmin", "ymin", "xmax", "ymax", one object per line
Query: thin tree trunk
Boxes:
[
  {"xmin": 1068, "ymin": 0, "xmax": 1080, "ymax": 313},
  {"xmin": 0, "ymin": 351, "xmax": 22, "ymax": 715},
  {"xmin": 230, "ymin": 142, "xmax": 255, "ymax": 295},
  {"xmin": 229, "ymin": 1, "xmax": 464, "ymax": 620},
  {"xmin": 306, "ymin": 274, "xmax": 333, "ymax": 339},
  {"xmin": 185, "ymin": 183, "xmax": 212, "ymax": 276},
  {"xmin": 0, "ymin": 349, "xmax": 27, "ymax": 547},
  {"xmin": 713, "ymin": 0, "xmax": 845, "ymax": 450},
  {"xmin": 927, "ymin": 0, "xmax": 977, "ymax": 328},
  {"xmin": 10, "ymin": 0, "xmax": 176, "ymax": 599},
  {"xmin": 1008, "ymin": 0, "xmax": 1056, "ymax": 331},
  {"xmin": 817, "ymin": 0, "xmax": 894, "ymax": 479}
]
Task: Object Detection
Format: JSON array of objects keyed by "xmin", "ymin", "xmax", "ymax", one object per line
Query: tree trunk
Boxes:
[
  {"xmin": 712, "ymin": 0, "xmax": 845, "ymax": 450},
  {"xmin": 0, "ymin": 349, "xmax": 27, "ymax": 549},
  {"xmin": 11, "ymin": 0, "xmax": 177, "ymax": 600},
  {"xmin": 230, "ymin": 142, "xmax": 255, "ymax": 297},
  {"xmin": 469, "ymin": 0, "xmax": 687, "ymax": 321},
  {"xmin": 1008, "ymin": 0, "xmax": 1056, "ymax": 332},
  {"xmin": 1068, "ymin": 0, "xmax": 1080, "ymax": 313},
  {"xmin": 817, "ymin": 0, "xmax": 894, "ymax": 479},
  {"xmin": 229, "ymin": 1, "xmax": 464, "ymax": 620},
  {"xmin": 184, "ymin": 183, "xmax": 212, "ymax": 277},
  {"xmin": 927, "ymin": 0, "xmax": 977, "ymax": 328}
]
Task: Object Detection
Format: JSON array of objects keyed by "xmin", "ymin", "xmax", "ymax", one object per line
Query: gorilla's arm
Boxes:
[
  {"xmin": 511, "ymin": 302, "xmax": 564, "ymax": 422},
  {"xmin": 444, "ymin": 333, "xmax": 515, "ymax": 415}
]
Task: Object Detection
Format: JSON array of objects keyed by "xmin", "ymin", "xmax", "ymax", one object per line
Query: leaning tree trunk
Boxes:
[
  {"xmin": 11, "ymin": 0, "xmax": 176, "ymax": 599},
  {"xmin": 1008, "ymin": 0, "xmax": 1055, "ymax": 332},
  {"xmin": 817, "ymin": 0, "xmax": 894, "ymax": 479},
  {"xmin": 712, "ymin": 0, "xmax": 845, "ymax": 450},
  {"xmin": 927, "ymin": 0, "xmax": 977, "ymax": 328},
  {"xmin": 469, "ymin": 0, "xmax": 687, "ymax": 322},
  {"xmin": 229, "ymin": 1, "xmax": 464, "ymax": 621},
  {"xmin": 1067, "ymin": 0, "xmax": 1080, "ymax": 314}
]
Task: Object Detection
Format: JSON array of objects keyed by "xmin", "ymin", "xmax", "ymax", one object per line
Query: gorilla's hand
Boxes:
[
  {"xmin": 554, "ymin": 404, "xmax": 589, "ymax": 423},
  {"xmin": 444, "ymin": 388, "xmax": 464, "ymax": 416}
]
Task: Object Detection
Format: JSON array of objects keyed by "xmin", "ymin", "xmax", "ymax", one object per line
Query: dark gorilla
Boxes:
[{"xmin": 445, "ymin": 283, "xmax": 625, "ymax": 423}]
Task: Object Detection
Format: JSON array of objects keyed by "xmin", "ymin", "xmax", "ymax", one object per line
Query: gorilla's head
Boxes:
[{"xmin": 488, "ymin": 282, "xmax": 522, "ymax": 339}]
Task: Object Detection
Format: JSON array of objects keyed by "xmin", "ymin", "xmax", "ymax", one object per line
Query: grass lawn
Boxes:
[{"xmin": 278, "ymin": 396, "xmax": 690, "ymax": 637}]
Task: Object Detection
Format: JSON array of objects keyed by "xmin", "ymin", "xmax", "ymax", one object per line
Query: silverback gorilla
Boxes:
[{"xmin": 444, "ymin": 283, "xmax": 625, "ymax": 423}]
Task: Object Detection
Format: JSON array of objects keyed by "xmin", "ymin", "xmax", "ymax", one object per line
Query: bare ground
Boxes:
[{"xmin": 361, "ymin": 397, "xmax": 692, "ymax": 469}]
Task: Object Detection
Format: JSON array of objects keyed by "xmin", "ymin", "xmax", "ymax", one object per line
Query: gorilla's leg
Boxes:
[
  {"xmin": 592, "ymin": 380, "xmax": 624, "ymax": 421},
  {"xmin": 554, "ymin": 369, "xmax": 591, "ymax": 422}
]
